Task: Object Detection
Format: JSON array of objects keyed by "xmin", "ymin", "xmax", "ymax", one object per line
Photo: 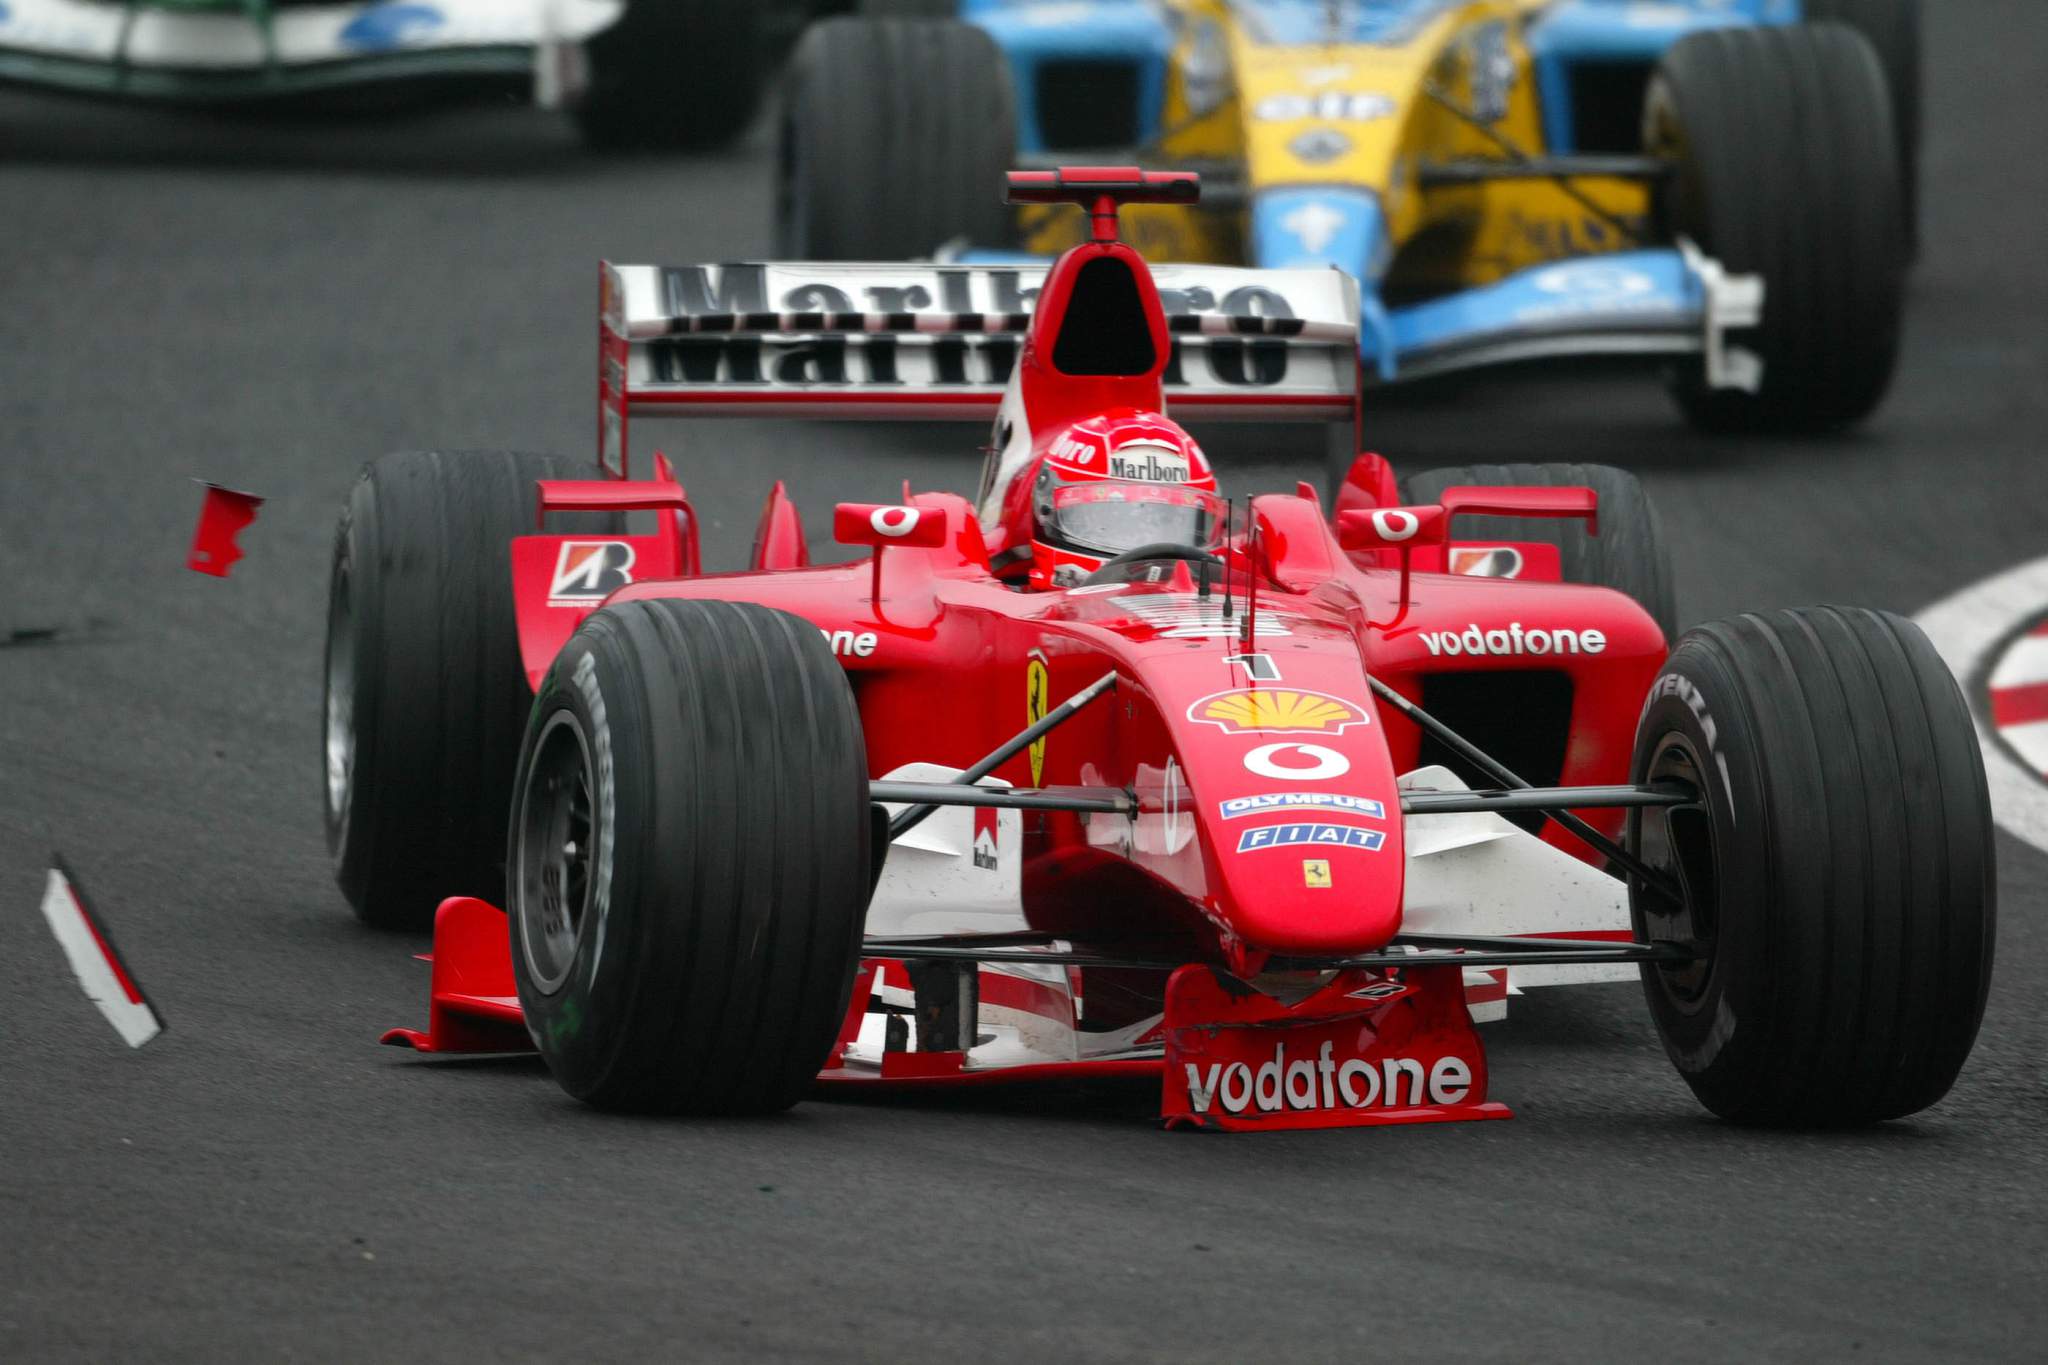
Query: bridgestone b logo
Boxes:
[{"xmin": 1184, "ymin": 1042, "xmax": 1474, "ymax": 1116}]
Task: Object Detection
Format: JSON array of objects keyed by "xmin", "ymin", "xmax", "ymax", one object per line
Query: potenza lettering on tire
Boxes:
[{"xmin": 570, "ymin": 652, "xmax": 616, "ymax": 959}]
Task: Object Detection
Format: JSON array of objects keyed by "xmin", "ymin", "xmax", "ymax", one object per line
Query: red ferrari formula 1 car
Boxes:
[{"xmin": 330, "ymin": 168, "xmax": 1994, "ymax": 1131}]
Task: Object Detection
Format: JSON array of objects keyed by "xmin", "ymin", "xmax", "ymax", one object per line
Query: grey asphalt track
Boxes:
[{"xmin": 3, "ymin": 5, "xmax": 2046, "ymax": 1361}]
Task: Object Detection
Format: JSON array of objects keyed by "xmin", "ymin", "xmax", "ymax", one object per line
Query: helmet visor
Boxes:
[{"xmin": 1050, "ymin": 482, "xmax": 1227, "ymax": 557}]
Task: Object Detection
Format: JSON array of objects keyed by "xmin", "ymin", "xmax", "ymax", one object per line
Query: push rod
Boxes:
[
  {"xmin": 859, "ymin": 942, "xmax": 1693, "ymax": 971},
  {"xmin": 1401, "ymin": 784, "xmax": 1691, "ymax": 815},
  {"xmin": 1368, "ymin": 676, "xmax": 1683, "ymax": 901},
  {"xmin": 887, "ymin": 670, "xmax": 1119, "ymax": 840},
  {"xmin": 869, "ymin": 782, "xmax": 1133, "ymax": 815}
]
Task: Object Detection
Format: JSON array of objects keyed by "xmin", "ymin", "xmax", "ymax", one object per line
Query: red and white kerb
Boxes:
[
  {"xmin": 39, "ymin": 862, "xmax": 163, "ymax": 1049},
  {"xmin": 1989, "ymin": 618, "xmax": 2048, "ymax": 780}
]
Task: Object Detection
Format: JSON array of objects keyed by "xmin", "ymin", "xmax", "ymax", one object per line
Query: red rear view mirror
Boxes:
[
  {"xmin": 833, "ymin": 503, "xmax": 948, "ymax": 550},
  {"xmin": 1336, "ymin": 506, "xmax": 1450, "ymax": 552}
]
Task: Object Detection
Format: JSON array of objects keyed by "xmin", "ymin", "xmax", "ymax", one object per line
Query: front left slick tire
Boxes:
[
  {"xmin": 510, "ymin": 599, "xmax": 873, "ymax": 1115},
  {"xmin": 1629, "ymin": 607, "xmax": 1995, "ymax": 1125}
]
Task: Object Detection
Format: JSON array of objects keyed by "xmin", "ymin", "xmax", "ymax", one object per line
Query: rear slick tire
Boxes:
[
  {"xmin": 777, "ymin": 17, "xmax": 1016, "ymax": 258},
  {"xmin": 1628, "ymin": 607, "xmax": 1996, "ymax": 1125},
  {"xmin": 1399, "ymin": 462, "xmax": 1677, "ymax": 642},
  {"xmin": 1646, "ymin": 23, "xmax": 1906, "ymax": 432},
  {"xmin": 1805, "ymin": 0, "xmax": 1920, "ymax": 253},
  {"xmin": 324, "ymin": 450, "xmax": 623, "ymax": 931},
  {"xmin": 510, "ymin": 599, "xmax": 872, "ymax": 1115}
]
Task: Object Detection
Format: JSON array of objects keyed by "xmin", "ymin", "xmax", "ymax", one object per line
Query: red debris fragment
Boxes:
[{"xmin": 187, "ymin": 482, "xmax": 265, "ymax": 577}]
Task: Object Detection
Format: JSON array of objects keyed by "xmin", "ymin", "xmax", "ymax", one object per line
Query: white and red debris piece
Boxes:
[
  {"xmin": 38, "ymin": 860, "xmax": 164, "ymax": 1049},
  {"xmin": 1989, "ymin": 617, "xmax": 2048, "ymax": 779}
]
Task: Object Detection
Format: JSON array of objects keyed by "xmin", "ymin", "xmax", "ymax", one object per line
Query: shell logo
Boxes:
[{"xmin": 1187, "ymin": 689, "xmax": 1371, "ymax": 735}]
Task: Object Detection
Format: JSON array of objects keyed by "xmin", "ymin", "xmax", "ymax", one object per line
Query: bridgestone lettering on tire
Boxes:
[
  {"xmin": 1629, "ymin": 607, "xmax": 1995, "ymax": 1125},
  {"xmin": 510, "ymin": 599, "xmax": 872, "ymax": 1115},
  {"xmin": 324, "ymin": 450, "xmax": 623, "ymax": 931}
]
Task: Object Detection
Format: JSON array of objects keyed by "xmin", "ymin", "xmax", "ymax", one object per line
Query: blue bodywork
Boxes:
[
  {"xmin": 1523, "ymin": 0, "xmax": 1803, "ymax": 153},
  {"xmin": 951, "ymin": 1, "xmax": 1809, "ymax": 383},
  {"xmin": 339, "ymin": 3, "xmax": 448, "ymax": 53},
  {"xmin": 962, "ymin": 1, "xmax": 1176, "ymax": 152}
]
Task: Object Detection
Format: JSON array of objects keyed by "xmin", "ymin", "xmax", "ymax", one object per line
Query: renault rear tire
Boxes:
[{"xmin": 1647, "ymin": 24, "xmax": 1907, "ymax": 431}]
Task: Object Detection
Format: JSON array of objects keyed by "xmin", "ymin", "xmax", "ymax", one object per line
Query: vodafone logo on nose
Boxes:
[
  {"xmin": 1243, "ymin": 742, "xmax": 1351, "ymax": 781},
  {"xmin": 870, "ymin": 506, "xmax": 920, "ymax": 538},
  {"xmin": 1182, "ymin": 1041, "xmax": 1475, "ymax": 1117}
]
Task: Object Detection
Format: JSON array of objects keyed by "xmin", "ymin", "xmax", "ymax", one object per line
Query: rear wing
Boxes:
[{"xmin": 597, "ymin": 261, "xmax": 1360, "ymax": 475}]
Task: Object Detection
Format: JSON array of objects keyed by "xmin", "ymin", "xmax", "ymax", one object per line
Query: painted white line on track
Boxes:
[{"xmin": 1914, "ymin": 554, "xmax": 2048, "ymax": 857}]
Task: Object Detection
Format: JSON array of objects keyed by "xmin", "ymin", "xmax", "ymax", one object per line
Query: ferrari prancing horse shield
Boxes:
[{"xmin": 1026, "ymin": 656, "xmax": 1049, "ymax": 785}]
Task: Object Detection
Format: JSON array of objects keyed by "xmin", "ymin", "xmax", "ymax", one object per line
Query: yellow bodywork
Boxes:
[{"xmin": 1021, "ymin": 0, "xmax": 1650, "ymax": 289}]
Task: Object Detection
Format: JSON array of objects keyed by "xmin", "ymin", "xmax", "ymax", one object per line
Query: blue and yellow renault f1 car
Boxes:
[{"xmin": 779, "ymin": 1, "xmax": 1919, "ymax": 432}]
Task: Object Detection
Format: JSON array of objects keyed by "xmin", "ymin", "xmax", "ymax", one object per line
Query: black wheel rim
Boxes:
[
  {"xmin": 515, "ymin": 712, "xmax": 597, "ymax": 995},
  {"xmin": 1634, "ymin": 736, "xmax": 1717, "ymax": 1006}
]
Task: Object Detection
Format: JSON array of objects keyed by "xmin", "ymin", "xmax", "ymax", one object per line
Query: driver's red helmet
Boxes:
[{"xmin": 997, "ymin": 410, "xmax": 1224, "ymax": 590}]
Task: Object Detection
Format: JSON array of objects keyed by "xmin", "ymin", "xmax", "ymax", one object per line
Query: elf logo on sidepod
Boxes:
[{"xmin": 1183, "ymin": 1042, "xmax": 1474, "ymax": 1116}]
